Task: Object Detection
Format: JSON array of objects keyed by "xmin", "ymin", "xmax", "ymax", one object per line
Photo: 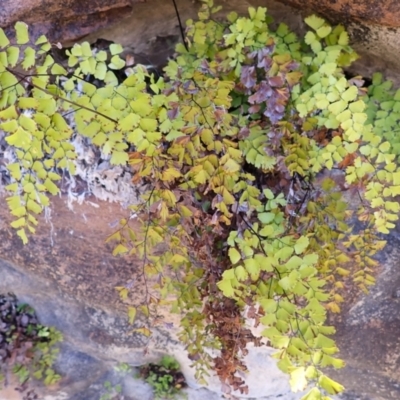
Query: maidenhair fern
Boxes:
[{"xmin": 0, "ymin": 1, "xmax": 398, "ymax": 399}]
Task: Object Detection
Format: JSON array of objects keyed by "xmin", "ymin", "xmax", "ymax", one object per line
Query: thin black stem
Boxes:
[{"xmin": 171, "ymin": 0, "xmax": 189, "ymax": 52}]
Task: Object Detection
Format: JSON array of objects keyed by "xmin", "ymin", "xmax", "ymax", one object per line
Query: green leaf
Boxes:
[
  {"xmin": 235, "ymin": 265, "xmax": 248, "ymax": 281},
  {"xmin": 304, "ymin": 32, "xmax": 317, "ymax": 46},
  {"xmin": 110, "ymin": 43, "xmax": 124, "ymax": 55},
  {"xmin": 127, "ymin": 128, "xmax": 145, "ymax": 145},
  {"xmin": 95, "ymin": 62, "xmax": 107, "ymax": 80},
  {"xmin": 328, "ymin": 99, "xmax": 347, "ymax": 115},
  {"xmin": 35, "ymin": 35, "xmax": 48, "ymax": 45},
  {"xmin": 0, "ymin": 28, "xmax": 10, "ymax": 48},
  {"xmin": 81, "ymin": 42, "xmax": 92, "ymax": 57},
  {"xmin": 80, "ymin": 57, "xmax": 96, "ymax": 74},
  {"xmin": 279, "ymin": 276, "xmax": 293, "ymax": 291},
  {"xmin": 11, "ymin": 206, "xmax": 26, "ymax": 218},
  {"xmin": 259, "ymin": 298, "xmax": 277, "ymax": 313},
  {"xmin": 341, "ymin": 86, "xmax": 358, "ymax": 102},
  {"xmin": 1, "ymin": 120, "xmax": 18, "ymax": 132},
  {"xmin": 19, "ymin": 114, "xmax": 36, "ymax": 132},
  {"xmin": 349, "ymin": 100, "xmax": 365, "ymax": 113},
  {"xmin": 109, "ymin": 55, "xmax": 125, "ymax": 70},
  {"xmin": 112, "ymin": 96, "xmax": 127, "ymax": 110},
  {"xmin": 7, "ymin": 46, "xmax": 19, "ymax": 67},
  {"xmin": 16, "ymin": 228, "xmax": 28, "ymax": 244},
  {"xmin": 19, "ymin": 97, "xmax": 38, "ymax": 109},
  {"xmin": 305, "ymin": 15, "xmax": 326, "ymax": 31},
  {"xmin": 294, "ymin": 236, "xmax": 309, "ymax": 254},
  {"xmin": 112, "ymin": 244, "xmax": 129, "ymax": 256},
  {"xmin": 8, "ymin": 163, "xmax": 21, "ymax": 180},
  {"xmin": 262, "ymin": 327, "xmax": 290, "ymax": 348},
  {"xmin": 314, "ymin": 333, "xmax": 336, "ymax": 349},
  {"xmin": 63, "ymin": 78, "xmax": 75, "ymax": 91},
  {"xmin": 133, "ymin": 326, "xmax": 151, "ymax": 337},
  {"xmin": 128, "ymin": 306, "xmax": 137, "ymax": 324},
  {"xmin": 244, "ymin": 258, "xmax": 260, "ymax": 278},
  {"xmin": 258, "ymin": 212, "xmax": 275, "ymax": 224},
  {"xmin": 264, "ymin": 189, "xmax": 274, "ymax": 199},
  {"xmin": 217, "ymin": 279, "xmax": 234, "ymax": 298},
  {"xmin": 130, "ymin": 99, "xmax": 152, "ymax": 116},
  {"xmin": 15, "ymin": 22, "xmax": 29, "ymax": 45},
  {"xmin": 110, "ymin": 151, "xmax": 129, "ymax": 165},
  {"xmin": 318, "ymin": 375, "xmax": 344, "ymax": 395},
  {"xmin": 289, "ymin": 367, "xmax": 307, "ymax": 392},
  {"xmin": 338, "ymin": 31, "xmax": 349, "ymax": 46},
  {"xmin": 140, "ymin": 118, "xmax": 158, "ymax": 131},
  {"xmin": 319, "ymin": 63, "xmax": 336, "ymax": 75},
  {"xmin": 22, "ymin": 47, "xmax": 35, "ymax": 70},
  {"xmin": 300, "ymin": 388, "xmax": 323, "ymax": 400},
  {"xmin": 316, "ymin": 25, "xmax": 332, "ymax": 38},
  {"xmin": 379, "ymin": 141, "xmax": 391, "ymax": 153},
  {"xmin": 229, "ymin": 247, "xmax": 241, "ymax": 264},
  {"xmin": 105, "ymin": 70, "xmax": 118, "ymax": 86},
  {"xmin": 276, "ymin": 246, "xmax": 294, "ymax": 261},
  {"xmin": 27, "ymin": 199, "xmax": 42, "ymax": 214},
  {"xmin": 11, "ymin": 217, "xmax": 26, "ymax": 229},
  {"xmin": 53, "ymin": 147, "xmax": 65, "ymax": 159},
  {"xmin": 43, "ymin": 178, "xmax": 59, "ymax": 195},
  {"xmin": 0, "ymin": 51, "xmax": 7, "ymax": 71},
  {"xmin": 119, "ymin": 113, "xmax": 141, "ymax": 131}
]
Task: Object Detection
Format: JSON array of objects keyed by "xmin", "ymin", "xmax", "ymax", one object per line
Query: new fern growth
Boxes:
[{"xmin": 0, "ymin": 1, "xmax": 398, "ymax": 398}]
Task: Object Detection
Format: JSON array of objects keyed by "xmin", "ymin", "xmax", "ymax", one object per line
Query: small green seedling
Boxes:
[
  {"xmin": 140, "ymin": 355, "xmax": 187, "ymax": 399},
  {"xmin": 100, "ymin": 380, "xmax": 122, "ymax": 400}
]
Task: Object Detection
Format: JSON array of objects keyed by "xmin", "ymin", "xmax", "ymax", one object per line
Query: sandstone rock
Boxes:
[
  {"xmin": 82, "ymin": 0, "xmax": 400, "ymax": 89},
  {"xmin": 0, "ymin": 191, "xmax": 400, "ymax": 399},
  {"xmin": 328, "ymin": 238, "xmax": 400, "ymax": 400},
  {"xmin": 0, "ymin": 0, "xmax": 138, "ymax": 45},
  {"xmin": 1, "ymin": 0, "xmax": 400, "ymax": 84},
  {"xmin": 83, "ymin": 0, "xmax": 303, "ymax": 70},
  {"xmin": 0, "ymin": 195, "xmax": 300, "ymax": 399},
  {"xmin": 277, "ymin": 0, "xmax": 400, "ymax": 27}
]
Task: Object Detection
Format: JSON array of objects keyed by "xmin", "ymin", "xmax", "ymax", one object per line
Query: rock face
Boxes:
[
  {"xmin": 0, "ymin": 195, "xmax": 301, "ymax": 400},
  {"xmin": 0, "ymin": 192, "xmax": 400, "ymax": 399},
  {"xmin": 3, "ymin": 0, "xmax": 400, "ymax": 83},
  {"xmin": 82, "ymin": 0, "xmax": 400, "ymax": 86},
  {"xmin": 278, "ymin": 0, "xmax": 400, "ymax": 27},
  {"xmin": 329, "ymin": 239, "xmax": 400, "ymax": 400},
  {"xmin": 271, "ymin": 0, "xmax": 400, "ymax": 85},
  {"xmin": 0, "ymin": 0, "xmax": 137, "ymax": 44},
  {"xmin": 83, "ymin": 0, "xmax": 303, "ymax": 70}
]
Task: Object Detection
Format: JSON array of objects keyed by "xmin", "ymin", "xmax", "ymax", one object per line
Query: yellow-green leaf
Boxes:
[
  {"xmin": 294, "ymin": 236, "xmax": 309, "ymax": 255},
  {"xmin": 16, "ymin": 228, "xmax": 28, "ymax": 244},
  {"xmin": 318, "ymin": 375, "xmax": 344, "ymax": 395},
  {"xmin": 22, "ymin": 47, "xmax": 35, "ymax": 70},
  {"xmin": 229, "ymin": 247, "xmax": 241, "ymax": 264},
  {"xmin": 0, "ymin": 28, "xmax": 10, "ymax": 48},
  {"xmin": 128, "ymin": 306, "xmax": 137, "ymax": 325},
  {"xmin": 15, "ymin": 22, "xmax": 29, "ymax": 45},
  {"xmin": 290, "ymin": 367, "xmax": 307, "ymax": 392}
]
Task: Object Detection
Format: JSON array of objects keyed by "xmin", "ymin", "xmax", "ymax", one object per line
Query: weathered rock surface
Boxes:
[
  {"xmin": 0, "ymin": 191, "xmax": 400, "ymax": 399},
  {"xmin": 278, "ymin": 0, "xmax": 400, "ymax": 27},
  {"xmin": 0, "ymin": 0, "xmax": 137, "ymax": 44},
  {"xmin": 82, "ymin": 0, "xmax": 400, "ymax": 87},
  {"xmin": 329, "ymin": 237, "xmax": 400, "ymax": 400},
  {"xmin": 0, "ymin": 195, "xmax": 301, "ymax": 400},
  {"xmin": 83, "ymin": 0, "xmax": 303, "ymax": 70},
  {"xmin": 2, "ymin": 0, "xmax": 400, "ymax": 86}
]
